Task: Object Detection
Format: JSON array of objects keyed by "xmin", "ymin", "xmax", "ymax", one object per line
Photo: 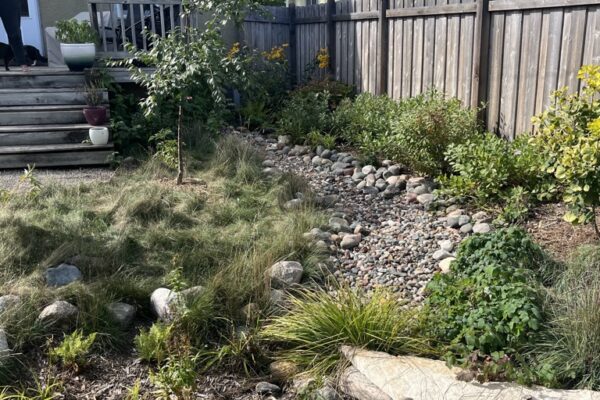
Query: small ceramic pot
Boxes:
[
  {"xmin": 83, "ymin": 106, "xmax": 107, "ymax": 126},
  {"xmin": 89, "ymin": 126, "xmax": 109, "ymax": 145},
  {"xmin": 60, "ymin": 43, "xmax": 96, "ymax": 71}
]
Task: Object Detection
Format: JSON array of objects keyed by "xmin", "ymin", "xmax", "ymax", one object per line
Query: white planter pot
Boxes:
[
  {"xmin": 89, "ymin": 127, "xmax": 109, "ymax": 145},
  {"xmin": 60, "ymin": 43, "xmax": 96, "ymax": 71}
]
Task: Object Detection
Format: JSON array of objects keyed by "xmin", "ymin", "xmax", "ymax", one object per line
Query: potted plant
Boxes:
[
  {"xmin": 82, "ymin": 82, "xmax": 107, "ymax": 126},
  {"xmin": 55, "ymin": 20, "xmax": 98, "ymax": 71}
]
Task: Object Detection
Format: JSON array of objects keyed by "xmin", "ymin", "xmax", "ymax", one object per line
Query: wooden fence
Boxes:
[{"xmin": 242, "ymin": 0, "xmax": 600, "ymax": 139}]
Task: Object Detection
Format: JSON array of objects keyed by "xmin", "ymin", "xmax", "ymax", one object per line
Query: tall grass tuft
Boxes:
[
  {"xmin": 261, "ymin": 287, "xmax": 436, "ymax": 377},
  {"xmin": 531, "ymin": 245, "xmax": 600, "ymax": 389}
]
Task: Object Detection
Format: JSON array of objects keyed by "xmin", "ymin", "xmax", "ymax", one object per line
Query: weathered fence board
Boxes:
[{"xmin": 241, "ymin": 0, "xmax": 600, "ymax": 139}]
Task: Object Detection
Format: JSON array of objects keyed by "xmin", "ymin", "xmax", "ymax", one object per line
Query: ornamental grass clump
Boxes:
[
  {"xmin": 262, "ymin": 287, "xmax": 435, "ymax": 377},
  {"xmin": 532, "ymin": 65, "xmax": 600, "ymax": 235}
]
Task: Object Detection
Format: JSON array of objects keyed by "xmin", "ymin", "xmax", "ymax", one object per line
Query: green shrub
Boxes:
[
  {"xmin": 424, "ymin": 228, "xmax": 556, "ymax": 365},
  {"xmin": 294, "ymin": 78, "xmax": 355, "ymax": 110},
  {"xmin": 135, "ymin": 323, "xmax": 173, "ymax": 364},
  {"xmin": 48, "ymin": 330, "xmax": 97, "ymax": 370},
  {"xmin": 530, "ymin": 245, "xmax": 600, "ymax": 389},
  {"xmin": 55, "ymin": 20, "xmax": 98, "ymax": 44},
  {"xmin": 331, "ymin": 93, "xmax": 400, "ymax": 158},
  {"xmin": 385, "ymin": 90, "xmax": 479, "ymax": 175},
  {"xmin": 262, "ymin": 288, "xmax": 434, "ymax": 376},
  {"xmin": 150, "ymin": 354, "xmax": 198, "ymax": 399},
  {"xmin": 439, "ymin": 133, "xmax": 553, "ymax": 205},
  {"xmin": 532, "ymin": 65, "xmax": 600, "ymax": 233},
  {"xmin": 277, "ymin": 91, "xmax": 332, "ymax": 143}
]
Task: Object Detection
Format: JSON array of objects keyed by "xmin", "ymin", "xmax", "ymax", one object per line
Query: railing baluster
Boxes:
[
  {"xmin": 100, "ymin": 4, "xmax": 107, "ymax": 52},
  {"xmin": 160, "ymin": 5, "xmax": 166, "ymax": 37},
  {"xmin": 140, "ymin": 4, "xmax": 147, "ymax": 50},
  {"xmin": 110, "ymin": 4, "xmax": 119, "ymax": 53},
  {"xmin": 119, "ymin": 4, "xmax": 127, "ymax": 50},
  {"xmin": 129, "ymin": 2, "xmax": 137, "ymax": 50},
  {"xmin": 170, "ymin": 4, "xmax": 175, "ymax": 32}
]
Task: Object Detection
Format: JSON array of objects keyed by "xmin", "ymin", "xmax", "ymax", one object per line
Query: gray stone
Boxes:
[
  {"xmin": 107, "ymin": 302, "xmax": 136, "ymax": 330},
  {"xmin": 278, "ymin": 135, "xmax": 291, "ymax": 145},
  {"xmin": 439, "ymin": 240, "xmax": 454, "ymax": 252},
  {"xmin": 340, "ymin": 234, "xmax": 362, "ymax": 249},
  {"xmin": 262, "ymin": 159, "xmax": 275, "ymax": 168},
  {"xmin": 458, "ymin": 215, "xmax": 471, "ymax": 226},
  {"xmin": 365, "ymin": 174, "xmax": 376, "ymax": 187},
  {"xmin": 312, "ymin": 156, "xmax": 322, "ymax": 166},
  {"xmin": 270, "ymin": 289, "xmax": 286, "ymax": 307},
  {"xmin": 460, "ymin": 223, "xmax": 473, "ymax": 234},
  {"xmin": 269, "ymin": 261, "xmax": 304, "ymax": 288},
  {"xmin": 383, "ymin": 186, "xmax": 401, "ymax": 199},
  {"xmin": 382, "ymin": 159, "xmax": 393, "ymax": 167},
  {"xmin": 45, "ymin": 263, "xmax": 82, "ymax": 287},
  {"xmin": 446, "ymin": 216, "xmax": 460, "ymax": 228},
  {"xmin": 386, "ymin": 176, "xmax": 405, "ymax": 187},
  {"xmin": 270, "ymin": 360, "xmax": 299, "ymax": 383},
  {"xmin": 311, "ymin": 228, "xmax": 333, "ymax": 241},
  {"xmin": 284, "ymin": 199, "xmax": 304, "ymax": 210},
  {"xmin": 150, "ymin": 286, "xmax": 205, "ymax": 320},
  {"xmin": 329, "ymin": 217, "xmax": 351, "ymax": 233},
  {"xmin": 432, "ymin": 249, "xmax": 452, "ymax": 261},
  {"xmin": 332, "ymin": 161, "xmax": 351, "ymax": 171},
  {"xmin": 362, "ymin": 165, "xmax": 376, "ymax": 175},
  {"xmin": 375, "ymin": 179, "xmax": 388, "ymax": 191},
  {"xmin": 38, "ymin": 301, "xmax": 78, "ymax": 326},
  {"xmin": 416, "ymin": 193, "xmax": 435, "ymax": 206},
  {"xmin": 388, "ymin": 165, "xmax": 402, "ymax": 176},
  {"xmin": 472, "ymin": 211, "xmax": 491, "ymax": 222},
  {"xmin": 0, "ymin": 295, "xmax": 20, "ymax": 314},
  {"xmin": 357, "ymin": 181, "xmax": 367, "ymax": 190},
  {"xmin": 256, "ymin": 382, "xmax": 281, "ymax": 395},
  {"xmin": 413, "ymin": 185, "xmax": 430, "ymax": 195},
  {"xmin": 0, "ymin": 329, "xmax": 9, "ymax": 355},
  {"xmin": 321, "ymin": 149, "xmax": 332, "ymax": 159},
  {"xmin": 339, "ymin": 366, "xmax": 393, "ymax": 400},
  {"xmin": 317, "ymin": 386, "xmax": 342, "ymax": 400},
  {"xmin": 352, "ymin": 171, "xmax": 366, "ymax": 182},
  {"xmin": 363, "ymin": 186, "xmax": 379, "ymax": 195},
  {"xmin": 439, "ymin": 257, "xmax": 455, "ymax": 274},
  {"xmin": 472, "ymin": 223, "xmax": 492, "ymax": 234}
]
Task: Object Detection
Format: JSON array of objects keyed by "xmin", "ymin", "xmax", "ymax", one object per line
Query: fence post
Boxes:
[
  {"xmin": 327, "ymin": 0, "xmax": 336, "ymax": 77},
  {"xmin": 289, "ymin": 1, "xmax": 298, "ymax": 86},
  {"xmin": 470, "ymin": 0, "xmax": 490, "ymax": 110},
  {"xmin": 377, "ymin": 0, "xmax": 389, "ymax": 95}
]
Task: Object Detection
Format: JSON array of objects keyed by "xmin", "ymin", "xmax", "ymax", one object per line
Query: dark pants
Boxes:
[{"xmin": 0, "ymin": 0, "xmax": 25, "ymax": 66}]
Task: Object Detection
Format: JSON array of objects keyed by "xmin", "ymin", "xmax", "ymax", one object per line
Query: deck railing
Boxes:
[{"xmin": 88, "ymin": 0, "xmax": 184, "ymax": 59}]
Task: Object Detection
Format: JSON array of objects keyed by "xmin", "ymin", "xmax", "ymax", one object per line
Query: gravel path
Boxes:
[
  {"xmin": 243, "ymin": 132, "xmax": 491, "ymax": 303},
  {"xmin": 0, "ymin": 168, "xmax": 114, "ymax": 190}
]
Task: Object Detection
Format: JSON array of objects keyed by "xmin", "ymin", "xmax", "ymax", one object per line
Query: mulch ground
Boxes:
[{"xmin": 524, "ymin": 203, "xmax": 600, "ymax": 262}]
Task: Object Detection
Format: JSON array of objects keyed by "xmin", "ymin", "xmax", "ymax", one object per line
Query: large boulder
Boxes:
[
  {"xmin": 45, "ymin": 263, "xmax": 82, "ymax": 287},
  {"xmin": 268, "ymin": 261, "xmax": 304, "ymax": 289},
  {"xmin": 150, "ymin": 286, "xmax": 205, "ymax": 320},
  {"xmin": 107, "ymin": 302, "xmax": 136, "ymax": 330},
  {"xmin": 37, "ymin": 301, "xmax": 78, "ymax": 327}
]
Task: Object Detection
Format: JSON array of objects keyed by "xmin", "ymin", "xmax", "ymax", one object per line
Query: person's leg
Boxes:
[{"xmin": 0, "ymin": 0, "xmax": 27, "ymax": 69}]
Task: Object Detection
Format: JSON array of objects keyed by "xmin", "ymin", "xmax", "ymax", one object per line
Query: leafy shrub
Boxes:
[
  {"xmin": 150, "ymin": 354, "xmax": 198, "ymax": 399},
  {"xmin": 532, "ymin": 65, "xmax": 600, "ymax": 232},
  {"xmin": 331, "ymin": 93, "xmax": 400, "ymax": 158},
  {"xmin": 135, "ymin": 323, "xmax": 173, "ymax": 364},
  {"xmin": 262, "ymin": 288, "xmax": 434, "ymax": 376},
  {"xmin": 530, "ymin": 245, "xmax": 600, "ymax": 389},
  {"xmin": 55, "ymin": 20, "xmax": 98, "ymax": 44},
  {"xmin": 384, "ymin": 90, "xmax": 479, "ymax": 175},
  {"xmin": 277, "ymin": 91, "xmax": 332, "ymax": 144},
  {"xmin": 439, "ymin": 133, "xmax": 553, "ymax": 205},
  {"xmin": 424, "ymin": 228, "xmax": 556, "ymax": 365},
  {"xmin": 48, "ymin": 330, "xmax": 97, "ymax": 370}
]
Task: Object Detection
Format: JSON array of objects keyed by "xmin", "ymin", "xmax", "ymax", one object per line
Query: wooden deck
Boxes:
[{"xmin": 0, "ymin": 67, "xmax": 114, "ymax": 169}]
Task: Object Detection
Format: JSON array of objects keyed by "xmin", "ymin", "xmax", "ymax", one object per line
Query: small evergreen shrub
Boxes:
[
  {"xmin": 385, "ymin": 90, "xmax": 480, "ymax": 176},
  {"xmin": 424, "ymin": 228, "xmax": 556, "ymax": 366}
]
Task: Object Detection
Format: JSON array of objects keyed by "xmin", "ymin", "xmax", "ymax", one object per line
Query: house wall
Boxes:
[{"xmin": 39, "ymin": 0, "xmax": 88, "ymax": 29}]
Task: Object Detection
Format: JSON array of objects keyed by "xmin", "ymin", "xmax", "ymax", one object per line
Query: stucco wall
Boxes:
[{"xmin": 39, "ymin": 0, "xmax": 88, "ymax": 29}]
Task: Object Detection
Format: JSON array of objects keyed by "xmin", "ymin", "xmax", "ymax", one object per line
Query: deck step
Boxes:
[
  {"xmin": 0, "ymin": 143, "xmax": 114, "ymax": 168},
  {"xmin": 0, "ymin": 69, "xmax": 86, "ymax": 89},
  {"xmin": 0, "ymin": 124, "xmax": 95, "ymax": 146},
  {"xmin": 0, "ymin": 89, "xmax": 108, "ymax": 106},
  {"xmin": 0, "ymin": 105, "xmax": 109, "ymax": 126}
]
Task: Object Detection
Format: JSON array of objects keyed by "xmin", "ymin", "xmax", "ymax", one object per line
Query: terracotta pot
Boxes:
[{"xmin": 83, "ymin": 106, "xmax": 107, "ymax": 126}]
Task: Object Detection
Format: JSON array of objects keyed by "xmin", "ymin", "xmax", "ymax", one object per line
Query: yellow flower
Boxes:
[
  {"xmin": 316, "ymin": 47, "xmax": 329, "ymax": 69},
  {"xmin": 263, "ymin": 45, "xmax": 287, "ymax": 62},
  {"xmin": 227, "ymin": 42, "xmax": 241, "ymax": 59}
]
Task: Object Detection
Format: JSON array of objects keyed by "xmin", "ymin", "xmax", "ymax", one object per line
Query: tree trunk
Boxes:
[{"xmin": 176, "ymin": 104, "xmax": 184, "ymax": 185}]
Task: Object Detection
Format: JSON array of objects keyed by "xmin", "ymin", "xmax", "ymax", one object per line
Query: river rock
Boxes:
[
  {"xmin": 107, "ymin": 302, "xmax": 136, "ymax": 330},
  {"xmin": 45, "ymin": 263, "xmax": 82, "ymax": 287},
  {"xmin": 268, "ymin": 261, "xmax": 304, "ymax": 288}
]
